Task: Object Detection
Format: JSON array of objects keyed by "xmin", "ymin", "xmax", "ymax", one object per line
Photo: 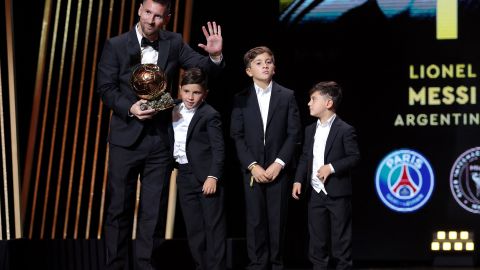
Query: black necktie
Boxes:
[{"xmin": 141, "ymin": 37, "xmax": 159, "ymax": 50}]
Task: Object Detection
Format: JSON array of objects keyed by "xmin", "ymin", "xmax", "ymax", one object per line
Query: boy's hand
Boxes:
[
  {"xmin": 265, "ymin": 162, "xmax": 282, "ymax": 182},
  {"xmin": 203, "ymin": 177, "xmax": 217, "ymax": 195},
  {"xmin": 251, "ymin": 165, "xmax": 270, "ymax": 183},
  {"xmin": 292, "ymin": 183, "xmax": 302, "ymax": 200},
  {"xmin": 316, "ymin": 164, "xmax": 332, "ymax": 183}
]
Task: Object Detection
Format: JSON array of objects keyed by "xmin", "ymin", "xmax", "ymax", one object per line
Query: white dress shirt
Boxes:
[
  {"xmin": 252, "ymin": 82, "xmax": 285, "ymax": 168},
  {"xmin": 172, "ymin": 103, "xmax": 196, "ymax": 164},
  {"xmin": 254, "ymin": 82, "xmax": 272, "ymax": 135},
  {"xmin": 311, "ymin": 114, "xmax": 336, "ymax": 194},
  {"xmin": 136, "ymin": 24, "xmax": 158, "ymax": 64}
]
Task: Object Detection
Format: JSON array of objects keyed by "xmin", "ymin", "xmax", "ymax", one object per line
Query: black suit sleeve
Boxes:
[
  {"xmin": 230, "ymin": 96, "xmax": 256, "ymax": 170},
  {"xmin": 295, "ymin": 124, "xmax": 313, "ymax": 184},
  {"xmin": 275, "ymin": 91, "xmax": 302, "ymax": 166},
  {"xmin": 330, "ymin": 125, "xmax": 360, "ymax": 175},
  {"xmin": 206, "ymin": 111, "xmax": 225, "ymax": 179},
  {"xmin": 97, "ymin": 39, "xmax": 136, "ymax": 121}
]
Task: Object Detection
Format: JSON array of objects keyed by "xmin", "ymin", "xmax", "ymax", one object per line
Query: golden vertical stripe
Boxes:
[
  {"xmin": 60, "ymin": 0, "xmax": 84, "ymax": 239},
  {"xmin": 42, "ymin": 0, "xmax": 73, "ymax": 239},
  {"xmin": 4, "ymin": 0, "xmax": 22, "ymax": 239},
  {"xmin": 131, "ymin": 177, "xmax": 141, "ymax": 239},
  {"xmin": 129, "ymin": 0, "xmax": 136, "ymax": 27},
  {"xmin": 97, "ymin": 145, "xmax": 109, "ymax": 239},
  {"xmin": 21, "ymin": 0, "xmax": 52, "ymax": 230},
  {"xmin": 96, "ymin": 0, "xmax": 116, "ymax": 239},
  {"xmin": 173, "ymin": 0, "xmax": 180, "ymax": 32},
  {"xmin": 182, "ymin": 0, "xmax": 193, "ymax": 43},
  {"xmin": 85, "ymin": 111, "xmax": 101, "ymax": 236},
  {"xmin": 0, "ymin": 59, "xmax": 7, "ymax": 240},
  {"xmin": 437, "ymin": 0, "xmax": 458, "ymax": 40},
  {"xmin": 29, "ymin": 0, "xmax": 62, "ymax": 239},
  {"xmin": 118, "ymin": 0, "xmax": 126, "ymax": 35},
  {"xmin": 73, "ymin": 0, "xmax": 94, "ymax": 239},
  {"xmin": 165, "ymin": 169, "xmax": 177, "ymax": 239},
  {"xmin": 85, "ymin": 0, "xmax": 105, "ymax": 239},
  {"xmin": 105, "ymin": 0, "xmax": 115, "ymax": 39}
]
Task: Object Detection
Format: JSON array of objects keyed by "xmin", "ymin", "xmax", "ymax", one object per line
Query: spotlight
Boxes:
[{"xmin": 431, "ymin": 230, "xmax": 476, "ymax": 266}]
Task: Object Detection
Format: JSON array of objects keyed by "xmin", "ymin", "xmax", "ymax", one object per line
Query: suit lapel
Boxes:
[
  {"xmin": 266, "ymin": 82, "xmax": 280, "ymax": 129},
  {"xmin": 306, "ymin": 123, "xmax": 317, "ymax": 176},
  {"xmin": 186, "ymin": 103, "xmax": 204, "ymax": 141},
  {"xmin": 127, "ymin": 27, "xmax": 141, "ymax": 70},
  {"xmin": 308, "ymin": 123, "xmax": 316, "ymax": 160},
  {"xmin": 157, "ymin": 31, "xmax": 170, "ymax": 70},
  {"xmin": 246, "ymin": 86, "xmax": 264, "ymax": 135},
  {"xmin": 325, "ymin": 117, "xmax": 340, "ymax": 159}
]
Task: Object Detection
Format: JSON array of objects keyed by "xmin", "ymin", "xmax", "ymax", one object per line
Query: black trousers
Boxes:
[
  {"xmin": 308, "ymin": 191, "xmax": 352, "ymax": 270},
  {"xmin": 177, "ymin": 163, "xmax": 226, "ymax": 270},
  {"xmin": 104, "ymin": 129, "xmax": 172, "ymax": 270},
  {"xmin": 242, "ymin": 172, "xmax": 289, "ymax": 270}
]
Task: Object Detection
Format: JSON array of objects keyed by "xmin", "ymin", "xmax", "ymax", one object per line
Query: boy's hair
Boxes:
[
  {"xmin": 243, "ymin": 46, "xmax": 275, "ymax": 68},
  {"xmin": 309, "ymin": 81, "xmax": 343, "ymax": 110},
  {"xmin": 144, "ymin": 0, "xmax": 172, "ymax": 13},
  {"xmin": 180, "ymin": 67, "xmax": 208, "ymax": 91}
]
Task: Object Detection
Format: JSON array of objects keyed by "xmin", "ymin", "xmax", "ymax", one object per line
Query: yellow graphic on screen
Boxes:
[
  {"xmin": 280, "ymin": 0, "xmax": 459, "ymax": 40},
  {"xmin": 437, "ymin": 0, "xmax": 458, "ymax": 40}
]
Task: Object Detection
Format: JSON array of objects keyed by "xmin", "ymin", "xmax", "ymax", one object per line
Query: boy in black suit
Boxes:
[
  {"xmin": 230, "ymin": 46, "xmax": 301, "ymax": 270},
  {"xmin": 292, "ymin": 81, "xmax": 360, "ymax": 270},
  {"xmin": 171, "ymin": 67, "xmax": 226, "ymax": 270}
]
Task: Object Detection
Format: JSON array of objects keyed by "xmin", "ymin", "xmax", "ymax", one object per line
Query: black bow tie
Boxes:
[{"xmin": 141, "ymin": 37, "xmax": 159, "ymax": 50}]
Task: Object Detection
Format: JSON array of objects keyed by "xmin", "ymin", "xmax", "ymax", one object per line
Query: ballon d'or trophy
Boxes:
[{"xmin": 130, "ymin": 63, "xmax": 174, "ymax": 111}]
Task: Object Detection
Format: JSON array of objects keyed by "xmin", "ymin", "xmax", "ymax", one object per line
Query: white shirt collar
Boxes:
[
  {"xmin": 135, "ymin": 23, "xmax": 143, "ymax": 46},
  {"xmin": 254, "ymin": 81, "xmax": 273, "ymax": 95},
  {"xmin": 179, "ymin": 102, "xmax": 198, "ymax": 114},
  {"xmin": 317, "ymin": 114, "xmax": 336, "ymax": 128},
  {"xmin": 135, "ymin": 23, "xmax": 161, "ymax": 46}
]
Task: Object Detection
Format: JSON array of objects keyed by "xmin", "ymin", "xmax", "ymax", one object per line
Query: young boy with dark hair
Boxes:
[
  {"xmin": 292, "ymin": 81, "xmax": 360, "ymax": 270},
  {"xmin": 171, "ymin": 67, "xmax": 226, "ymax": 270}
]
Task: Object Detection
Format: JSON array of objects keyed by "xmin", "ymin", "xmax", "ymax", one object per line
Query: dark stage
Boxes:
[{"xmin": 2, "ymin": 238, "xmax": 478, "ymax": 270}]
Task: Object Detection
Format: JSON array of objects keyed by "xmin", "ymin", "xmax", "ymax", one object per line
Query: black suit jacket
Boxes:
[
  {"xmin": 230, "ymin": 81, "xmax": 301, "ymax": 171},
  {"xmin": 170, "ymin": 102, "xmax": 225, "ymax": 182},
  {"xmin": 295, "ymin": 116, "xmax": 360, "ymax": 197},
  {"xmin": 97, "ymin": 27, "xmax": 225, "ymax": 147}
]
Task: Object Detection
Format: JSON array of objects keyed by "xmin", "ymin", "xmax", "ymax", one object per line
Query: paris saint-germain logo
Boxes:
[
  {"xmin": 450, "ymin": 147, "xmax": 480, "ymax": 214},
  {"xmin": 375, "ymin": 149, "xmax": 435, "ymax": 212}
]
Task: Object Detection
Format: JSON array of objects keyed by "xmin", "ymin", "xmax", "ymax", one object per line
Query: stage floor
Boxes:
[{"xmin": 3, "ymin": 239, "xmax": 479, "ymax": 270}]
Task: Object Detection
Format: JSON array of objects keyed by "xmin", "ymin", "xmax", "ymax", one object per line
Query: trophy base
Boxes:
[{"xmin": 140, "ymin": 92, "xmax": 175, "ymax": 111}]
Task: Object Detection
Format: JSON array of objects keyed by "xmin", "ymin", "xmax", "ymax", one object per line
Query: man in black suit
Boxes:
[
  {"xmin": 230, "ymin": 46, "xmax": 301, "ymax": 270},
  {"xmin": 96, "ymin": 0, "xmax": 224, "ymax": 269},
  {"xmin": 170, "ymin": 67, "xmax": 226, "ymax": 270},
  {"xmin": 292, "ymin": 81, "xmax": 360, "ymax": 270}
]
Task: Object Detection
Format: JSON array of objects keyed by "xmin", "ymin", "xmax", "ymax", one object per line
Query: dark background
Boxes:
[{"xmin": 7, "ymin": 0, "xmax": 480, "ymax": 267}]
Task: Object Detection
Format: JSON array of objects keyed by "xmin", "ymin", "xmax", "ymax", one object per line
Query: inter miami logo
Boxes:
[
  {"xmin": 450, "ymin": 147, "xmax": 480, "ymax": 214},
  {"xmin": 375, "ymin": 149, "xmax": 435, "ymax": 212}
]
